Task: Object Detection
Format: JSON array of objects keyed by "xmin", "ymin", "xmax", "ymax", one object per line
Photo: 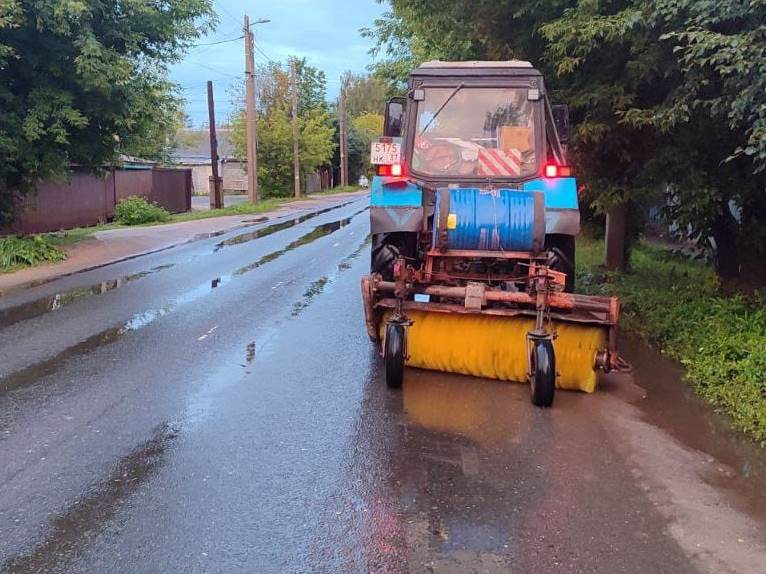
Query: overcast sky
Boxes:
[{"xmin": 170, "ymin": 0, "xmax": 387, "ymax": 126}]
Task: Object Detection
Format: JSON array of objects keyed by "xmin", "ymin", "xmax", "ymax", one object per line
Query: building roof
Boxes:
[{"xmin": 171, "ymin": 128, "xmax": 237, "ymax": 165}]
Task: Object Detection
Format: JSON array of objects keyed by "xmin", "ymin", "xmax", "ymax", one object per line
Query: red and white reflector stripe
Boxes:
[{"xmin": 478, "ymin": 148, "xmax": 522, "ymax": 176}]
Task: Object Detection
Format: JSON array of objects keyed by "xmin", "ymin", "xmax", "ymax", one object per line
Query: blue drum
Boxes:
[{"xmin": 433, "ymin": 188, "xmax": 545, "ymax": 252}]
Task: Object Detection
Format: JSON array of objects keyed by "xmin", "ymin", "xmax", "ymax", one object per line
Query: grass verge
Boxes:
[
  {"xmin": 170, "ymin": 197, "xmax": 288, "ymax": 222},
  {"xmin": 0, "ymin": 235, "xmax": 66, "ymax": 273},
  {"xmin": 309, "ymin": 185, "xmax": 363, "ymax": 196},
  {"xmin": 576, "ymin": 236, "xmax": 766, "ymax": 444}
]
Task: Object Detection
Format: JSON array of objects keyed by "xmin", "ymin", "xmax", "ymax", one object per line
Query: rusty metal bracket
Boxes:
[{"xmin": 464, "ymin": 282, "xmax": 486, "ymax": 310}]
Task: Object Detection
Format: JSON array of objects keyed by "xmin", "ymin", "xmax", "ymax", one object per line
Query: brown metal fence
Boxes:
[{"xmin": 3, "ymin": 167, "xmax": 192, "ymax": 235}]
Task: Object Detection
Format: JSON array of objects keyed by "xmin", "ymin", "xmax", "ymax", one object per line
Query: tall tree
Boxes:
[
  {"xmin": 340, "ymin": 72, "xmax": 390, "ymax": 117},
  {"xmin": 0, "ymin": 0, "xmax": 215, "ymax": 225},
  {"xmin": 230, "ymin": 59, "xmax": 335, "ymax": 197},
  {"xmin": 349, "ymin": 112, "xmax": 384, "ymax": 182},
  {"xmin": 540, "ymin": 0, "xmax": 766, "ymax": 281}
]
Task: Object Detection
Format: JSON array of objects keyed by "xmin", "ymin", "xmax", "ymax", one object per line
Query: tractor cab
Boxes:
[
  {"xmin": 371, "ymin": 61, "xmax": 578, "ymax": 288},
  {"xmin": 382, "ymin": 60, "xmax": 570, "ymax": 186}
]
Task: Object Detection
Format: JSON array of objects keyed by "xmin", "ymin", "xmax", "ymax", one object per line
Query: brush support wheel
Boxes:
[
  {"xmin": 530, "ymin": 337, "xmax": 556, "ymax": 407},
  {"xmin": 384, "ymin": 322, "xmax": 406, "ymax": 389}
]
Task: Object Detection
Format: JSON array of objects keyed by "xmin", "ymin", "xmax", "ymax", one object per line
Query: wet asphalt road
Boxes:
[{"xmin": 1, "ymin": 194, "xmax": 765, "ymax": 573}]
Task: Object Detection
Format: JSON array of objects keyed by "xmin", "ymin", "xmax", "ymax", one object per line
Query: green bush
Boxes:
[
  {"xmin": 577, "ymin": 237, "xmax": 766, "ymax": 445},
  {"xmin": 0, "ymin": 235, "xmax": 66, "ymax": 269},
  {"xmin": 115, "ymin": 196, "xmax": 170, "ymax": 225}
]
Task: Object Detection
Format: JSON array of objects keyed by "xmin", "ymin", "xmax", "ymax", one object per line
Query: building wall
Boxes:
[
  {"xmin": 222, "ymin": 162, "xmax": 247, "ymax": 193},
  {"xmin": 187, "ymin": 161, "xmax": 330, "ymax": 197},
  {"xmin": 190, "ymin": 165, "xmax": 212, "ymax": 195}
]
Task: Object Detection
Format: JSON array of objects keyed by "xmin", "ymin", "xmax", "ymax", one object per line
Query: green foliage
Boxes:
[
  {"xmin": 230, "ymin": 59, "xmax": 336, "ymax": 197},
  {"xmin": 577, "ymin": 237, "xmax": 766, "ymax": 444},
  {"xmin": 115, "ymin": 196, "xmax": 170, "ymax": 225},
  {"xmin": 347, "ymin": 112, "xmax": 384, "ymax": 181},
  {"xmin": 340, "ymin": 72, "xmax": 391, "ymax": 116},
  {"xmin": 540, "ymin": 0, "xmax": 766, "ymax": 280},
  {"xmin": 0, "ymin": 234, "xmax": 65, "ymax": 269},
  {"xmin": 353, "ymin": 112, "xmax": 384, "ymax": 137},
  {"xmin": 0, "ymin": 0, "xmax": 215, "ymax": 225}
]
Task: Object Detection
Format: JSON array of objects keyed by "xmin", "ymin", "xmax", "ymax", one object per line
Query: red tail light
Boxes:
[
  {"xmin": 377, "ymin": 164, "xmax": 403, "ymax": 177},
  {"xmin": 544, "ymin": 163, "xmax": 572, "ymax": 178}
]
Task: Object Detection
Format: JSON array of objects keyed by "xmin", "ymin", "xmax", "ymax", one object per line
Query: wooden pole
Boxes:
[
  {"xmin": 339, "ymin": 88, "xmax": 348, "ymax": 187},
  {"xmin": 206, "ymin": 80, "xmax": 222, "ymax": 209},
  {"xmin": 244, "ymin": 15, "xmax": 259, "ymax": 203},
  {"xmin": 290, "ymin": 59, "xmax": 301, "ymax": 198}
]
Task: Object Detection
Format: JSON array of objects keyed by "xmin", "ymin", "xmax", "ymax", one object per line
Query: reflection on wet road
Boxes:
[
  {"xmin": 1, "ymin": 194, "xmax": 765, "ymax": 573},
  {"xmin": 0, "ymin": 264, "xmax": 176, "ymax": 329}
]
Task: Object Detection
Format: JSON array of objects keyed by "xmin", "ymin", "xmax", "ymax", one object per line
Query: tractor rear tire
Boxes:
[
  {"xmin": 371, "ymin": 232, "xmax": 417, "ymax": 281},
  {"xmin": 546, "ymin": 234, "xmax": 576, "ymax": 293}
]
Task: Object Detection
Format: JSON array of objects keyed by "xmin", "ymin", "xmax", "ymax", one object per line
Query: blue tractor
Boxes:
[{"xmin": 361, "ymin": 61, "xmax": 620, "ymax": 407}]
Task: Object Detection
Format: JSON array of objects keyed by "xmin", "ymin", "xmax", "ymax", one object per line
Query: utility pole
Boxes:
[
  {"xmin": 339, "ymin": 87, "xmax": 348, "ymax": 187},
  {"xmin": 290, "ymin": 59, "xmax": 301, "ymax": 198},
  {"xmin": 244, "ymin": 15, "xmax": 259, "ymax": 203},
  {"xmin": 207, "ymin": 80, "xmax": 223, "ymax": 209}
]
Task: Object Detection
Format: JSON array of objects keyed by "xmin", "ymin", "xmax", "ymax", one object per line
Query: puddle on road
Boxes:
[
  {"xmin": 0, "ymin": 264, "xmax": 176, "ymax": 330},
  {"xmin": 291, "ymin": 277, "xmax": 331, "ymax": 317},
  {"xmin": 290, "ymin": 234, "xmax": 371, "ymax": 318},
  {"xmin": 624, "ymin": 335, "xmax": 766, "ymax": 521},
  {"xmin": 244, "ymin": 341, "xmax": 256, "ymax": 369},
  {"xmin": 337, "ymin": 234, "xmax": 372, "ymax": 271},
  {"xmin": 0, "ymin": 327, "xmax": 128, "ymax": 393},
  {"xmin": 243, "ymin": 216, "xmax": 269, "ymax": 224},
  {"xmin": 0, "ymin": 212, "xmax": 367, "ymax": 394},
  {"xmin": 0, "ymin": 281, "xmax": 219, "ymax": 393},
  {"xmin": 213, "ymin": 200, "xmax": 357, "ymax": 252},
  {"xmin": 1, "ymin": 422, "xmax": 178, "ymax": 573},
  {"xmin": 233, "ymin": 209, "xmax": 366, "ymax": 277}
]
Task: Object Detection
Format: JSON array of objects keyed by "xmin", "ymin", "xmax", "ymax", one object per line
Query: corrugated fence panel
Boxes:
[
  {"xmin": 151, "ymin": 168, "xmax": 191, "ymax": 214},
  {"xmin": 114, "ymin": 169, "xmax": 153, "ymax": 212},
  {"xmin": 2, "ymin": 167, "xmax": 192, "ymax": 235},
  {"xmin": 6, "ymin": 171, "xmax": 113, "ymax": 234}
]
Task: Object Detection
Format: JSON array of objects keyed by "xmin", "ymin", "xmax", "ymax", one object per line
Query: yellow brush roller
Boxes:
[{"xmin": 384, "ymin": 310, "xmax": 607, "ymax": 393}]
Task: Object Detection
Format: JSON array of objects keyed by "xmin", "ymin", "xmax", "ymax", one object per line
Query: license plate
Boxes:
[{"xmin": 370, "ymin": 140, "xmax": 402, "ymax": 165}]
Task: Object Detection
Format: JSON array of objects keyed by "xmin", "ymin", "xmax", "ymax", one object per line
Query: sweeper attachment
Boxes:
[{"xmin": 361, "ymin": 60, "xmax": 622, "ymax": 407}]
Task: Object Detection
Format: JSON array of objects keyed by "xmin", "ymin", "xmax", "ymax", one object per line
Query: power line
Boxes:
[
  {"xmin": 255, "ymin": 45, "xmax": 280, "ymax": 66},
  {"xmin": 214, "ymin": 0, "xmax": 242, "ymax": 28},
  {"xmin": 192, "ymin": 17, "xmax": 268, "ymax": 48},
  {"xmin": 178, "ymin": 82, "xmax": 209, "ymax": 90},
  {"xmin": 194, "ymin": 34, "xmax": 244, "ymax": 47},
  {"xmin": 184, "ymin": 61, "xmax": 240, "ymax": 78}
]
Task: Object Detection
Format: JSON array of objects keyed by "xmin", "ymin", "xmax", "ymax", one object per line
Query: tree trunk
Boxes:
[
  {"xmin": 605, "ymin": 202, "xmax": 627, "ymax": 271},
  {"xmin": 712, "ymin": 210, "xmax": 740, "ymax": 281}
]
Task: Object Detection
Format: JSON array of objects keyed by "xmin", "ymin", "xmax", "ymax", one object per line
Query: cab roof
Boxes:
[
  {"xmin": 413, "ymin": 60, "xmax": 541, "ymax": 78},
  {"xmin": 419, "ymin": 60, "xmax": 533, "ymax": 69}
]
